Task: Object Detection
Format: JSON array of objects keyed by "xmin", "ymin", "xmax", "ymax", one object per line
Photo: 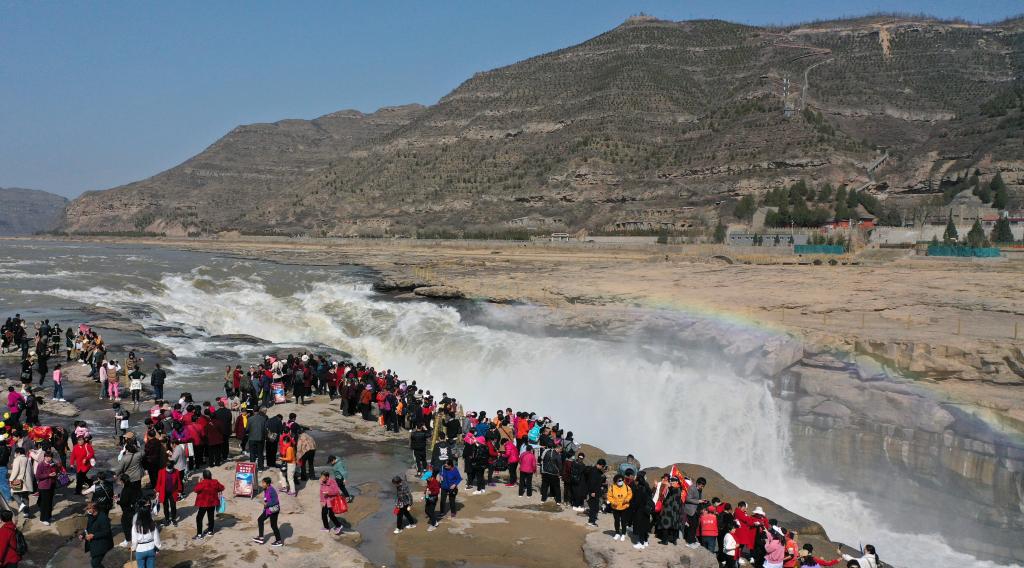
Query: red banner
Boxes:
[{"xmin": 234, "ymin": 461, "xmax": 257, "ymax": 497}]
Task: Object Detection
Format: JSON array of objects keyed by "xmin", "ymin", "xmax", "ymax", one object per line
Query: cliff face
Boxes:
[
  {"xmin": 63, "ymin": 16, "xmax": 1023, "ymax": 234},
  {"xmin": 0, "ymin": 187, "xmax": 68, "ymax": 235},
  {"xmin": 676, "ymin": 322, "xmax": 1024, "ymax": 564}
]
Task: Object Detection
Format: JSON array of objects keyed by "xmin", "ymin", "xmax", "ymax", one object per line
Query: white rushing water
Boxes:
[{"xmin": 35, "ymin": 272, "xmax": 1015, "ymax": 568}]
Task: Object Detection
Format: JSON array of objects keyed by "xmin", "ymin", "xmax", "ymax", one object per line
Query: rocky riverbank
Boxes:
[{"xmin": 0, "ymin": 323, "xmax": 848, "ymax": 568}]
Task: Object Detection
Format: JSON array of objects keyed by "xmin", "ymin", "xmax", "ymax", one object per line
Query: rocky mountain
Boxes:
[
  {"xmin": 0, "ymin": 187, "xmax": 69, "ymax": 236},
  {"xmin": 63, "ymin": 15, "xmax": 1024, "ymax": 236},
  {"xmin": 63, "ymin": 105, "xmax": 426, "ymax": 235}
]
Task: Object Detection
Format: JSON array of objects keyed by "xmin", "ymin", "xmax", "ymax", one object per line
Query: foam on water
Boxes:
[{"xmin": 31, "ymin": 273, "xmax": 1016, "ymax": 568}]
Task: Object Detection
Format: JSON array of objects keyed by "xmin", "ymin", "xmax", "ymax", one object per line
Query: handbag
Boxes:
[
  {"xmin": 330, "ymin": 495, "xmax": 347, "ymax": 515},
  {"xmin": 57, "ymin": 471, "xmax": 71, "ymax": 487},
  {"xmin": 392, "ymin": 506, "xmax": 400, "ymax": 515},
  {"xmin": 217, "ymin": 495, "xmax": 227, "ymax": 514},
  {"xmin": 9, "ymin": 479, "xmax": 22, "ymax": 491},
  {"xmin": 266, "ymin": 504, "xmax": 280, "ymax": 515}
]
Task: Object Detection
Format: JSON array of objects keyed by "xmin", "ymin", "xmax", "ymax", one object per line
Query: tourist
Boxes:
[
  {"xmin": 392, "ymin": 475, "xmax": 416, "ymax": 534},
  {"xmin": 318, "ymin": 471, "xmax": 344, "ymax": 535},
  {"xmin": 278, "ymin": 433, "xmax": 297, "ymax": 496},
  {"xmin": 800, "ymin": 544, "xmax": 842, "ymax": 566},
  {"xmin": 606, "ymin": 473, "xmax": 632, "ymax": 541},
  {"xmin": 424, "ymin": 469, "xmax": 441, "ymax": 531},
  {"xmin": 296, "ymin": 430, "xmax": 316, "ymax": 481},
  {"xmin": 0, "ymin": 510, "xmax": 22, "ymax": 567},
  {"xmin": 116, "ymin": 437, "xmax": 145, "ymax": 495},
  {"xmin": 129, "ymin": 367, "xmax": 144, "ymax": 409},
  {"xmin": 758, "ymin": 526, "xmax": 783, "ymax": 568},
  {"xmin": 841, "ymin": 545, "xmax": 879, "ymax": 568},
  {"xmin": 630, "ymin": 470, "xmax": 653, "ymax": 549},
  {"xmin": 517, "ymin": 444, "xmax": 536, "ymax": 498},
  {"xmin": 326, "ymin": 455, "xmax": 353, "ymax": 502},
  {"xmin": 503, "ymin": 435, "xmax": 519, "ymax": 487},
  {"xmin": 584, "ymin": 458, "xmax": 607, "ymax": 526},
  {"xmin": 410, "ymin": 423, "xmax": 429, "ymax": 476},
  {"xmin": 252, "ymin": 477, "xmax": 283, "ymax": 547},
  {"xmin": 439, "ymin": 459, "xmax": 462, "ymax": 517},
  {"xmin": 150, "ymin": 364, "xmax": 165, "ymax": 400},
  {"xmin": 245, "ymin": 407, "xmax": 267, "ymax": 470},
  {"xmin": 52, "ymin": 364, "xmax": 65, "ymax": 402},
  {"xmin": 155, "ymin": 462, "xmax": 181, "ymax": 527},
  {"xmin": 83, "ymin": 502, "xmax": 114, "ymax": 568},
  {"xmin": 722, "ymin": 521, "xmax": 740, "ymax": 568},
  {"xmin": 193, "ymin": 469, "xmax": 225, "ymax": 539},
  {"xmin": 34, "ymin": 451, "xmax": 59, "ymax": 525},
  {"xmin": 698, "ymin": 505, "xmax": 719, "ymax": 552},
  {"xmin": 0, "ymin": 440, "xmax": 10, "ymax": 505},
  {"xmin": 684, "ymin": 476, "xmax": 706, "ymax": 545},
  {"xmin": 539, "ymin": 444, "xmax": 562, "ymax": 503},
  {"xmin": 656, "ymin": 477, "xmax": 685, "ymax": 545},
  {"xmin": 131, "ymin": 502, "xmax": 161, "ymax": 568},
  {"xmin": 116, "ymin": 472, "xmax": 142, "ymax": 548}
]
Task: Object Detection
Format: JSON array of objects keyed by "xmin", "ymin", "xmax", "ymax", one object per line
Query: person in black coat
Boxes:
[
  {"xmin": 409, "ymin": 424, "xmax": 430, "ymax": 475},
  {"xmin": 83, "ymin": 502, "xmax": 114, "ymax": 568},
  {"xmin": 584, "ymin": 459, "xmax": 608, "ymax": 525}
]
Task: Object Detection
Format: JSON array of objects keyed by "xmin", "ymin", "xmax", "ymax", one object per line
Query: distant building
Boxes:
[
  {"xmin": 728, "ymin": 232, "xmax": 808, "ymax": 246},
  {"xmin": 549, "ymin": 232, "xmax": 571, "ymax": 242}
]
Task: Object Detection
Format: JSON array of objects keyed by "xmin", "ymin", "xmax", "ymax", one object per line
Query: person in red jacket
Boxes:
[
  {"xmin": 70, "ymin": 436, "xmax": 95, "ymax": 495},
  {"xmin": 155, "ymin": 463, "xmax": 181, "ymax": 526},
  {"xmin": 192, "ymin": 469, "xmax": 225, "ymax": 539},
  {"xmin": 733, "ymin": 501, "xmax": 757, "ymax": 559},
  {"xmin": 698, "ymin": 505, "xmax": 719, "ymax": 552},
  {"xmin": 0, "ymin": 510, "xmax": 21, "ymax": 567}
]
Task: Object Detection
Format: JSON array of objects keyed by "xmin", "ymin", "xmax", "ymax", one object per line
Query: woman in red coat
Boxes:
[
  {"xmin": 193, "ymin": 469, "xmax": 225, "ymax": 539},
  {"xmin": 155, "ymin": 463, "xmax": 181, "ymax": 526},
  {"xmin": 733, "ymin": 501, "xmax": 757, "ymax": 557}
]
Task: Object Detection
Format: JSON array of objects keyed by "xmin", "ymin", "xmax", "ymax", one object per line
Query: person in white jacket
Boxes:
[
  {"xmin": 721, "ymin": 520, "xmax": 740, "ymax": 568},
  {"xmin": 131, "ymin": 503, "xmax": 161, "ymax": 568},
  {"xmin": 842, "ymin": 544, "xmax": 880, "ymax": 568}
]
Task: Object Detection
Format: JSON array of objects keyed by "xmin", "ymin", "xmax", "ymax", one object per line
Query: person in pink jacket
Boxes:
[
  {"xmin": 503, "ymin": 440, "xmax": 520, "ymax": 487},
  {"xmin": 517, "ymin": 444, "xmax": 537, "ymax": 497},
  {"xmin": 318, "ymin": 471, "xmax": 344, "ymax": 534}
]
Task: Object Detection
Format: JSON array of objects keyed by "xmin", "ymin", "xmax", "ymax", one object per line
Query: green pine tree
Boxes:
[
  {"xmin": 991, "ymin": 217, "xmax": 1015, "ymax": 244},
  {"xmin": 991, "ymin": 172, "xmax": 1008, "ymax": 210},
  {"xmin": 966, "ymin": 219, "xmax": 988, "ymax": 248},
  {"xmin": 943, "ymin": 214, "xmax": 959, "ymax": 244}
]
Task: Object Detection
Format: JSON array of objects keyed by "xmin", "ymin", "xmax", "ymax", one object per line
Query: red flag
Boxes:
[{"xmin": 669, "ymin": 464, "xmax": 682, "ymax": 480}]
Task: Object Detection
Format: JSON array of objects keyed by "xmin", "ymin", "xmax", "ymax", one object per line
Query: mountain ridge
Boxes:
[
  {"xmin": 61, "ymin": 15, "xmax": 1023, "ymax": 236},
  {"xmin": 0, "ymin": 187, "xmax": 69, "ymax": 236}
]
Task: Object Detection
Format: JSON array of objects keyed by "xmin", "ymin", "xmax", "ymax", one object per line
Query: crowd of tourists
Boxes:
[{"xmin": 0, "ymin": 314, "xmax": 882, "ymax": 568}]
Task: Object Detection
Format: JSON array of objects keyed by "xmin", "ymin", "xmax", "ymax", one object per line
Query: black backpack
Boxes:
[{"xmin": 13, "ymin": 528, "xmax": 27, "ymax": 556}]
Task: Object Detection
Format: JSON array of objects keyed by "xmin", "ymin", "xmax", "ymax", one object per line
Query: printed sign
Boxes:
[
  {"xmin": 272, "ymin": 381, "xmax": 287, "ymax": 404},
  {"xmin": 234, "ymin": 461, "xmax": 257, "ymax": 497}
]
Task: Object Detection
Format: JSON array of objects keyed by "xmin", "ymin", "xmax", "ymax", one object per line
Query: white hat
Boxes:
[{"xmin": 752, "ymin": 506, "xmax": 766, "ymax": 516}]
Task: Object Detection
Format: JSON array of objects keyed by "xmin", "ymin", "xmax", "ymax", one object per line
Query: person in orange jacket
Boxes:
[{"xmin": 279, "ymin": 434, "xmax": 297, "ymax": 496}]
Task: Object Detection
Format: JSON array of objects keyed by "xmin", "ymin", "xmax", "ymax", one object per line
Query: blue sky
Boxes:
[{"xmin": 2, "ymin": 1, "xmax": 1020, "ymax": 197}]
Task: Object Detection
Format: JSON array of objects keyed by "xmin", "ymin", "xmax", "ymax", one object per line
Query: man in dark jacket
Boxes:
[
  {"xmin": 539, "ymin": 445, "xmax": 563, "ymax": 504},
  {"xmin": 213, "ymin": 401, "xmax": 233, "ymax": 461},
  {"xmin": 265, "ymin": 414, "xmax": 283, "ymax": 469},
  {"xmin": 84, "ymin": 502, "xmax": 114, "ymax": 568},
  {"xmin": 150, "ymin": 364, "xmax": 166, "ymax": 400},
  {"xmin": 246, "ymin": 408, "xmax": 267, "ymax": 470},
  {"xmin": 584, "ymin": 458, "xmax": 608, "ymax": 525},
  {"xmin": 410, "ymin": 424, "xmax": 430, "ymax": 475}
]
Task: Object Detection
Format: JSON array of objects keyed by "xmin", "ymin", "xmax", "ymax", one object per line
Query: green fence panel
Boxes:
[
  {"xmin": 794, "ymin": 245, "xmax": 846, "ymax": 255},
  {"xmin": 926, "ymin": 245, "xmax": 1001, "ymax": 257}
]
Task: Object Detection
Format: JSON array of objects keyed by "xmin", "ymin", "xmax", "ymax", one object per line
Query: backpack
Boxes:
[
  {"xmin": 13, "ymin": 528, "xmax": 27, "ymax": 556},
  {"xmin": 528, "ymin": 424, "xmax": 541, "ymax": 443},
  {"xmin": 570, "ymin": 461, "xmax": 585, "ymax": 483}
]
